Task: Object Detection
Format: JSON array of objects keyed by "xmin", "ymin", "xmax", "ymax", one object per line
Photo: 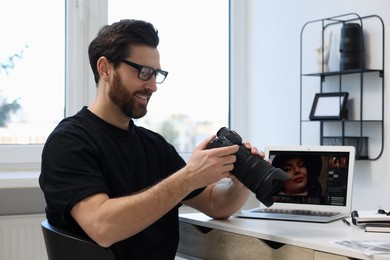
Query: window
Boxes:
[
  {"xmin": 0, "ymin": 1, "xmax": 65, "ymax": 144},
  {"xmin": 0, "ymin": 0, "xmax": 65, "ymax": 167},
  {"xmin": 0, "ymin": 0, "xmax": 230, "ymax": 169},
  {"xmin": 108, "ymin": 0, "xmax": 229, "ymax": 153}
]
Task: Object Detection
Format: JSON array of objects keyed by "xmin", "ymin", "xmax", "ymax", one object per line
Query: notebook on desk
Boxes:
[{"xmin": 236, "ymin": 145, "xmax": 356, "ymax": 223}]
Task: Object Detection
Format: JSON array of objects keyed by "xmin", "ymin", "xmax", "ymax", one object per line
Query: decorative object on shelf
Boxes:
[
  {"xmin": 316, "ymin": 31, "xmax": 332, "ymax": 72},
  {"xmin": 339, "ymin": 23, "xmax": 364, "ymax": 70},
  {"xmin": 309, "ymin": 92, "xmax": 349, "ymax": 120}
]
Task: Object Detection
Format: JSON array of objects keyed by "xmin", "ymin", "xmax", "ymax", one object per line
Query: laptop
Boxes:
[{"xmin": 235, "ymin": 145, "xmax": 356, "ymax": 223}]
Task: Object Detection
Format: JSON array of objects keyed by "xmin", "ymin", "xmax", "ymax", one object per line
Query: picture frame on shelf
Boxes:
[{"xmin": 309, "ymin": 92, "xmax": 349, "ymax": 120}]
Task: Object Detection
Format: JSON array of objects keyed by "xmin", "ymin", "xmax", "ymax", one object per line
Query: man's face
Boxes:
[
  {"xmin": 109, "ymin": 45, "xmax": 161, "ymax": 119},
  {"xmin": 109, "ymin": 70, "xmax": 152, "ymax": 119}
]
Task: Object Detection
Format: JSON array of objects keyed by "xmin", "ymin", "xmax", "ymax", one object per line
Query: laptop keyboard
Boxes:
[{"xmin": 253, "ymin": 208, "xmax": 340, "ymax": 217}]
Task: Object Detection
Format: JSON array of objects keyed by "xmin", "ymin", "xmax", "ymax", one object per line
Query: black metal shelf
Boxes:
[
  {"xmin": 301, "ymin": 119, "xmax": 383, "ymax": 123},
  {"xmin": 299, "ymin": 13, "xmax": 385, "ymax": 160},
  {"xmin": 302, "ymin": 69, "xmax": 383, "ymax": 77}
]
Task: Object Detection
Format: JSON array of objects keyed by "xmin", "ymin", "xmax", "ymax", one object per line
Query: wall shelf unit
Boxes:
[{"xmin": 299, "ymin": 13, "xmax": 384, "ymax": 160}]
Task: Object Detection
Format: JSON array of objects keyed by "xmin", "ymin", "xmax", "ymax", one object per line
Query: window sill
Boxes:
[
  {"xmin": 0, "ymin": 171, "xmax": 40, "ymax": 189},
  {"xmin": 0, "ymin": 170, "xmax": 44, "ymax": 215}
]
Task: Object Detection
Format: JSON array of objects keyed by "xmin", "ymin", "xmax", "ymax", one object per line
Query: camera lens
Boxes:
[{"xmin": 233, "ymin": 146, "xmax": 289, "ymax": 207}]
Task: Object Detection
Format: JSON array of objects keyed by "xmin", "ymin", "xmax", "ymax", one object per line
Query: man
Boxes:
[{"xmin": 39, "ymin": 19, "xmax": 260, "ymax": 260}]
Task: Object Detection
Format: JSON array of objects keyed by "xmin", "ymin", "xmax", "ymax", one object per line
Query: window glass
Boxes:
[
  {"xmin": 108, "ymin": 0, "xmax": 229, "ymax": 153},
  {"xmin": 0, "ymin": 1, "xmax": 65, "ymax": 145}
]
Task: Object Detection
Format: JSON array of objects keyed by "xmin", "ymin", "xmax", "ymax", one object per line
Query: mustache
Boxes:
[{"xmin": 133, "ymin": 89, "xmax": 153, "ymax": 97}]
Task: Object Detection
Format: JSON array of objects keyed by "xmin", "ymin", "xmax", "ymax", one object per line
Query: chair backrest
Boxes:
[{"xmin": 41, "ymin": 220, "xmax": 116, "ymax": 260}]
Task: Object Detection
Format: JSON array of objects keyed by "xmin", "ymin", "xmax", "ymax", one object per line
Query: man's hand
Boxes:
[
  {"xmin": 183, "ymin": 135, "xmax": 239, "ymax": 190},
  {"xmin": 183, "ymin": 136, "xmax": 263, "ymax": 219}
]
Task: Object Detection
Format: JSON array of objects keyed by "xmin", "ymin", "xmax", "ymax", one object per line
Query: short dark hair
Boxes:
[{"xmin": 88, "ymin": 19, "xmax": 159, "ymax": 84}]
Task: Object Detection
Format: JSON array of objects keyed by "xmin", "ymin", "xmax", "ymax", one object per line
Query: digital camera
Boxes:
[{"xmin": 206, "ymin": 127, "xmax": 290, "ymax": 207}]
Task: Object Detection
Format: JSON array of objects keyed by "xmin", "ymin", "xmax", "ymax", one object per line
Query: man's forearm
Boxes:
[
  {"xmin": 72, "ymin": 169, "xmax": 193, "ymax": 247},
  {"xmin": 209, "ymin": 178, "xmax": 251, "ymax": 219}
]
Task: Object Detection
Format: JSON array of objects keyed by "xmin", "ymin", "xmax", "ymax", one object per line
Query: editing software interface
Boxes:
[{"xmin": 269, "ymin": 151, "xmax": 350, "ymax": 206}]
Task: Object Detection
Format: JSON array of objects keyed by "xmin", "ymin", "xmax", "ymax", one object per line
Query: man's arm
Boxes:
[
  {"xmin": 71, "ymin": 138, "xmax": 239, "ymax": 248},
  {"xmin": 183, "ymin": 177, "xmax": 251, "ymax": 219}
]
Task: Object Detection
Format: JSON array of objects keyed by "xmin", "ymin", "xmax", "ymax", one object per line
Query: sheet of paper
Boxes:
[{"xmin": 331, "ymin": 240, "xmax": 390, "ymax": 256}]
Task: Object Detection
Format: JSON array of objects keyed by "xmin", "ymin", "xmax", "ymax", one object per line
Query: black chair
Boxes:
[{"xmin": 41, "ymin": 219, "xmax": 116, "ymax": 260}]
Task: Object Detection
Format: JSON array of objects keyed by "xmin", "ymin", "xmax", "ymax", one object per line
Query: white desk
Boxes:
[{"xmin": 178, "ymin": 213, "xmax": 390, "ymax": 260}]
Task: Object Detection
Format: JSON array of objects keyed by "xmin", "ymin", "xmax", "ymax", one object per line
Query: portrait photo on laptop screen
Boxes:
[{"xmin": 269, "ymin": 150, "xmax": 351, "ymax": 206}]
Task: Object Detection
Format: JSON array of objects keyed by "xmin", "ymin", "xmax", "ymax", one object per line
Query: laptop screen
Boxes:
[{"xmin": 266, "ymin": 146, "xmax": 355, "ymax": 209}]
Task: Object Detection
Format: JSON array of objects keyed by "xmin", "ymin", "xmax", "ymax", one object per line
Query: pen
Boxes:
[{"xmin": 342, "ymin": 218, "xmax": 350, "ymax": 226}]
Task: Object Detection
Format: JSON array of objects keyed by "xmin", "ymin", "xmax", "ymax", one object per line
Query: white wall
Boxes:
[{"xmin": 231, "ymin": 0, "xmax": 390, "ymax": 210}]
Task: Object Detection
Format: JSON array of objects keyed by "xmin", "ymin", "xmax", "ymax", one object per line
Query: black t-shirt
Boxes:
[{"xmin": 39, "ymin": 107, "xmax": 203, "ymax": 260}]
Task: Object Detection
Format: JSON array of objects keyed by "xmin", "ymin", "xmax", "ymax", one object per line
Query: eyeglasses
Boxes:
[
  {"xmin": 378, "ymin": 208, "xmax": 390, "ymax": 216},
  {"xmin": 120, "ymin": 59, "xmax": 168, "ymax": 84}
]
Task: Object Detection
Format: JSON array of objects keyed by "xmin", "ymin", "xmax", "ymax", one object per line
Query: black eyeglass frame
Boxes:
[
  {"xmin": 378, "ymin": 208, "xmax": 390, "ymax": 216},
  {"xmin": 120, "ymin": 59, "xmax": 168, "ymax": 84}
]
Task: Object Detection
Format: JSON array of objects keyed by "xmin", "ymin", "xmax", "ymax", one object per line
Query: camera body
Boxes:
[{"xmin": 206, "ymin": 127, "xmax": 290, "ymax": 207}]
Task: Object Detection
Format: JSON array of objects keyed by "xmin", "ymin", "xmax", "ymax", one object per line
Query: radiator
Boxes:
[{"xmin": 0, "ymin": 214, "xmax": 47, "ymax": 260}]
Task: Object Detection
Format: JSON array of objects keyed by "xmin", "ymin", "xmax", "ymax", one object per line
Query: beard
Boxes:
[{"xmin": 109, "ymin": 71, "xmax": 151, "ymax": 119}]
